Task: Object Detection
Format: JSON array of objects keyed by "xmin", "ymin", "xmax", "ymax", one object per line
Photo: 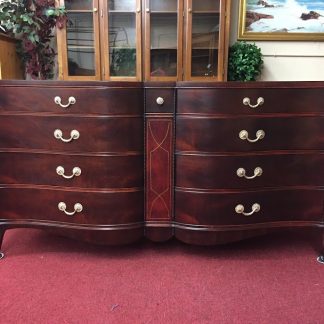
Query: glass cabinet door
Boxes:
[
  {"xmin": 185, "ymin": 0, "xmax": 227, "ymax": 80},
  {"xmin": 144, "ymin": 0, "xmax": 183, "ymax": 81},
  {"xmin": 102, "ymin": 0, "xmax": 142, "ymax": 80},
  {"xmin": 57, "ymin": 0, "xmax": 101, "ymax": 80}
]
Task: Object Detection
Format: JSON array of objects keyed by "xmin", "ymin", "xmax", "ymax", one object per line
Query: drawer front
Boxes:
[
  {"xmin": 0, "ymin": 116, "xmax": 143, "ymax": 153},
  {"xmin": 0, "ymin": 153, "xmax": 144, "ymax": 189},
  {"xmin": 146, "ymin": 88, "xmax": 175, "ymax": 113},
  {"xmin": 176, "ymin": 116, "xmax": 324, "ymax": 152},
  {"xmin": 0, "ymin": 86, "xmax": 143, "ymax": 115},
  {"xmin": 177, "ymin": 87, "xmax": 324, "ymax": 115},
  {"xmin": 176, "ymin": 153, "xmax": 324, "ymax": 189},
  {"xmin": 175, "ymin": 189, "xmax": 323, "ymax": 225},
  {"xmin": 0, "ymin": 188, "xmax": 144, "ymax": 225}
]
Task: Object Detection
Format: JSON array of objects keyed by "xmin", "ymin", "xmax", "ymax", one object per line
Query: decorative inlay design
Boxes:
[{"xmin": 146, "ymin": 119, "xmax": 173, "ymax": 220}]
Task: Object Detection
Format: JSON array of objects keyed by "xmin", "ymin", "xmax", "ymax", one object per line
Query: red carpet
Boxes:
[{"xmin": 1, "ymin": 228, "xmax": 324, "ymax": 324}]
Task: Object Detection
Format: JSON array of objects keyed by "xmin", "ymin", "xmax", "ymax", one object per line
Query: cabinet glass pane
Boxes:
[
  {"xmin": 151, "ymin": 0, "xmax": 177, "ymax": 12},
  {"xmin": 191, "ymin": 13, "xmax": 219, "ymax": 77},
  {"xmin": 109, "ymin": 0, "xmax": 135, "ymax": 11},
  {"xmin": 66, "ymin": 12, "xmax": 95, "ymax": 76},
  {"xmin": 150, "ymin": 13, "xmax": 177, "ymax": 77},
  {"xmin": 65, "ymin": 0, "xmax": 93, "ymax": 11},
  {"xmin": 108, "ymin": 12, "xmax": 136, "ymax": 77},
  {"xmin": 192, "ymin": 0, "xmax": 220, "ymax": 12}
]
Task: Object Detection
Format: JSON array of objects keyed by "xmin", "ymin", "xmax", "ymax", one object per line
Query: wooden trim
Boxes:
[
  {"xmin": 177, "ymin": 0, "xmax": 184, "ymax": 81},
  {"xmin": 184, "ymin": 0, "xmax": 193, "ymax": 80},
  {"xmin": 223, "ymin": 0, "xmax": 231, "ymax": 81},
  {"xmin": 101, "ymin": 0, "xmax": 109, "ymax": 80},
  {"xmin": 144, "ymin": 0, "xmax": 150, "ymax": 81}
]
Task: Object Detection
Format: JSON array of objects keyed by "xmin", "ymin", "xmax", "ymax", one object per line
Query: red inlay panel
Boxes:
[{"xmin": 146, "ymin": 119, "xmax": 173, "ymax": 220}]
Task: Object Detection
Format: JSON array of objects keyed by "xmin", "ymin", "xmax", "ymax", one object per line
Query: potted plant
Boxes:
[
  {"xmin": 228, "ymin": 41, "xmax": 263, "ymax": 81},
  {"xmin": 0, "ymin": 0, "xmax": 66, "ymax": 79}
]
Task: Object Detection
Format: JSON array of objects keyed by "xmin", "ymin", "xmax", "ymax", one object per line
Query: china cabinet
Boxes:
[{"xmin": 56, "ymin": 0, "xmax": 231, "ymax": 81}]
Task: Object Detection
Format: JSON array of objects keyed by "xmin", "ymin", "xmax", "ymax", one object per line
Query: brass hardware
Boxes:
[
  {"xmin": 237, "ymin": 167, "xmax": 263, "ymax": 179},
  {"xmin": 54, "ymin": 96, "xmax": 76, "ymax": 108},
  {"xmin": 58, "ymin": 202, "xmax": 83, "ymax": 216},
  {"xmin": 188, "ymin": 8, "xmax": 192, "ymax": 13},
  {"xmin": 56, "ymin": 166, "xmax": 81, "ymax": 179},
  {"xmin": 239, "ymin": 130, "xmax": 265, "ymax": 143},
  {"xmin": 156, "ymin": 97, "xmax": 165, "ymax": 106},
  {"xmin": 93, "ymin": 7, "xmax": 98, "ymax": 13},
  {"xmin": 54, "ymin": 129, "xmax": 80, "ymax": 143},
  {"xmin": 0, "ymin": 252, "xmax": 4, "ymax": 260},
  {"xmin": 235, "ymin": 203, "xmax": 261, "ymax": 216},
  {"xmin": 243, "ymin": 97, "xmax": 264, "ymax": 109},
  {"xmin": 136, "ymin": 8, "xmax": 141, "ymax": 13},
  {"xmin": 146, "ymin": 8, "xmax": 150, "ymax": 13}
]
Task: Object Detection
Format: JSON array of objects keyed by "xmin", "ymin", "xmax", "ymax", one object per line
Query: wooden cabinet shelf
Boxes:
[{"xmin": 56, "ymin": 0, "xmax": 231, "ymax": 81}]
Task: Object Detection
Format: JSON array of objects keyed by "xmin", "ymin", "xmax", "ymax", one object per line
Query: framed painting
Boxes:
[{"xmin": 238, "ymin": 0, "xmax": 324, "ymax": 40}]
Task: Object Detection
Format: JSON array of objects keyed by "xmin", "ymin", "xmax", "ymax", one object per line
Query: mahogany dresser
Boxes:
[{"xmin": 0, "ymin": 80, "xmax": 323, "ymax": 262}]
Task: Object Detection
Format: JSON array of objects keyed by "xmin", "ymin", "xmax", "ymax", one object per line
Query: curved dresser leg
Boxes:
[
  {"xmin": 317, "ymin": 229, "xmax": 324, "ymax": 264},
  {"xmin": 0, "ymin": 228, "xmax": 5, "ymax": 260}
]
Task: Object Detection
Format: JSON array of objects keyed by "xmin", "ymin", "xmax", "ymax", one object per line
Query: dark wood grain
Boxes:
[
  {"xmin": 176, "ymin": 116, "xmax": 324, "ymax": 152},
  {"xmin": 175, "ymin": 189, "xmax": 324, "ymax": 225},
  {"xmin": 0, "ymin": 187, "xmax": 144, "ymax": 225},
  {"xmin": 0, "ymin": 86, "xmax": 143, "ymax": 115},
  {"xmin": 176, "ymin": 152, "xmax": 324, "ymax": 189},
  {"xmin": 0, "ymin": 152, "xmax": 143, "ymax": 189},
  {"xmin": 0, "ymin": 115, "xmax": 143, "ymax": 153},
  {"xmin": 177, "ymin": 85, "xmax": 324, "ymax": 114}
]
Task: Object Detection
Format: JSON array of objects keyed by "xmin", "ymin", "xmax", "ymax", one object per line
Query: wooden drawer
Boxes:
[
  {"xmin": 0, "ymin": 115, "xmax": 143, "ymax": 153},
  {"xmin": 0, "ymin": 85, "xmax": 143, "ymax": 115},
  {"xmin": 176, "ymin": 116, "xmax": 324, "ymax": 152},
  {"xmin": 0, "ymin": 188, "xmax": 144, "ymax": 225},
  {"xmin": 0, "ymin": 152, "xmax": 143, "ymax": 189},
  {"xmin": 177, "ymin": 87, "xmax": 324, "ymax": 115},
  {"xmin": 176, "ymin": 153, "xmax": 324, "ymax": 189},
  {"xmin": 145, "ymin": 88, "xmax": 175, "ymax": 113},
  {"xmin": 175, "ymin": 189, "xmax": 324, "ymax": 225}
]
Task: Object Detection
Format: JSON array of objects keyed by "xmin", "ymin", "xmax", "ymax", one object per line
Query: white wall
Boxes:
[{"xmin": 230, "ymin": 2, "xmax": 324, "ymax": 81}]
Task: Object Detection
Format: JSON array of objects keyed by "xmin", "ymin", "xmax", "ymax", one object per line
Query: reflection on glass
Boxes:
[
  {"xmin": 65, "ymin": 0, "xmax": 93, "ymax": 11},
  {"xmin": 66, "ymin": 12, "xmax": 95, "ymax": 76},
  {"xmin": 109, "ymin": 0, "xmax": 135, "ymax": 11},
  {"xmin": 191, "ymin": 13, "xmax": 219, "ymax": 77},
  {"xmin": 109, "ymin": 12, "xmax": 136, "ymax": 76},
  {"xmin": 151, "ymin": 0, "xmax": 177, "ymax": 12},
  {"xmin": 192, "ymin": 0, "xmax": 220, "ymax": 12},
  {"xmin": 150, "ymin": 13, "xmax": 177, "ymax": 77}
]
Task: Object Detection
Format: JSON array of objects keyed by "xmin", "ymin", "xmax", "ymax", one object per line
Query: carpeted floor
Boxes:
[{"xmin": 0, "ymin": 228, "xmax": 323, "ymax": 324}]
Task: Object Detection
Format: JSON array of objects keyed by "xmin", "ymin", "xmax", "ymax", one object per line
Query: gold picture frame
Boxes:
[{"xmin": 238, "ymin": 0, "xmax": 324, "ymax": 41}]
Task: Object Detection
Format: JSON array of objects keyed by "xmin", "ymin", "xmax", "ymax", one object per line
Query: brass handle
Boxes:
[
  {"xmin": 188, "ymin": 8, "xmax": 192, "ymax": 13},
  {"xmin": 237, "ymin": 167, "xmax": 263, "ymax": 179},
  {"xmin": 54, "ymin": 129, "xmax": 80, "ymax": 143},
  {"xmin": 243, "ymin": 97, "xmax": 264, "ymax": 109},
  {"xmin": 156, "ymin": 97, "xmax": 165, "ymax": 106},
  {"xmin": 136, "ymin": 8, "xmax": 141, "ymax": 13},
  {"xmin": 58, "ymin": 202, "xmax": 83, "ymax": 216},
  {"xmin": 239, "ymin": 130, "xmax": 265, "ymax": 143},
  {"xmin": 56, "ymin": 166, "xmax": 81, "ymax": 179},
  {"xmin": 146, "ymin": 8, "xmax": 150, "ymax": 13},
  {"xmin": 235, "ymin": 203, "xmax": 261, "ymax": 216},
  {"xmin": 54, "ymin": 96, "xmax": 76, "ymax": 108},
  {"xmin": 93, "ymin": 7, "xmax": 98, "ymax": 13}
]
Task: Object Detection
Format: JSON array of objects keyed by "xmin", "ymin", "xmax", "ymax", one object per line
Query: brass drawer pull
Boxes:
[
  {"xmin": 235, "ymin": 203, "xmax": 261, "ymax": 216},
  {"xmin": 243, "ymin": 97, "xmax": 264, "ymax": 109},
  {"xmin": 56, "ymin": 166, "xmax": 81, "ymax": 179},
  {"xmin": 156, "ymin": 97, "xmax": 165, "ymax": 106},
  {"xmin": 237, "ymin": 167, "xmax": 263, "ymax": 179},
  {"xmin": 54, "ymin": 129, "xmax": 80, "ymax": 143},
  {"xmin": 239, "ymin": 130, "xmax": 265, "ymax": 143},
  {"xmin": 54, "ymin": 96, "xmax": 76, "ymax": 108},
  {"xmin": 58, "ymin": 202, "xmax": 83, "ymax": 216}
]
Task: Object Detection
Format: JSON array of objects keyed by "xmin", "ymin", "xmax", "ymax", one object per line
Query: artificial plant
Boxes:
[
  {"xmin": 0, "ymin": 0, "xmax": 66, "ymax": 79},
  {"xmin": 228, "ymin": 41, "xmax": 263, "ymax": 81}
]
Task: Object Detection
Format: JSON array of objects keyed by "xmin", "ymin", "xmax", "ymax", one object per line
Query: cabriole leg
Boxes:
[
  {"xmin": 0, "ymin": 228, "xmax": 5, "ymax": 260},
  {"xmin": 317, "ymin": 229, "xmax": 324, "ymax": 264}
]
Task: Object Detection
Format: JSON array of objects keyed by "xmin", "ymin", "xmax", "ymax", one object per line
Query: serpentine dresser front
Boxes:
[{"xmin": 0, "ymin": 81, "xmax": 323, "ymax": 262}]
